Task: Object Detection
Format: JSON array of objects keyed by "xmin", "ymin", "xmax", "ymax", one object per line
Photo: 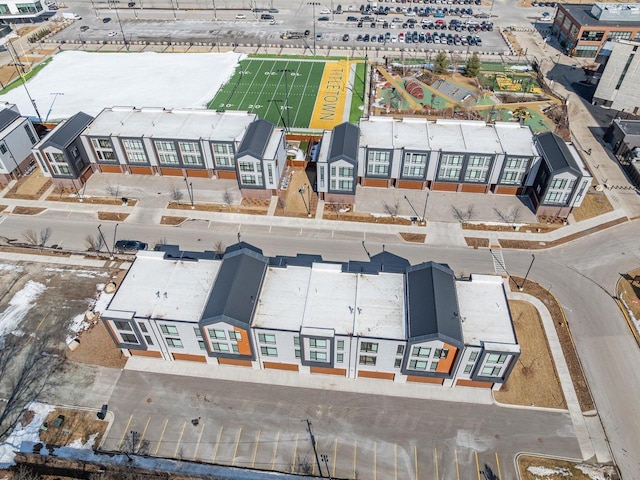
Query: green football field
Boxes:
[{"xmin": 208, "ymin": 58, "xmax": 326, "ymax": 129}]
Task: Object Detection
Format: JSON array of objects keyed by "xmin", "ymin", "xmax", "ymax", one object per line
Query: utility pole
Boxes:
[
  {"xmin": 97, "ymin": 224, "xmax": 113, "ymax": 259},
  {"xmin": 277, "ymin": 69, "xmax": 293, "ymax": 132},
  {"xmin": 519, "ymin": 254, "xmax": 536, "ymax": 291},
  {"xmin": 305, "ymin": 419, "xmax": 323, "ymax": 476},
  {"xmin": 112, "ymin": 223, "xmax": 119, "ymax": 254},
  {"xmin": 308, "ymin": 2, "xmax": 320, "ymax": 56}
]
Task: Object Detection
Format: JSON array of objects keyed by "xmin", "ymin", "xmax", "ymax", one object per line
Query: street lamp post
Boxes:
[
  {"xmin": 184, "ymin": 177, "xmax": 194, "ymax": 208},
  {"xmin": 110, "ymin": 0, "xmax": 129, "ymax": 50},
  {"xmin": 298, "ymin": 186, "xmax": 311, "ymax": 217},
  {"xmin": 519, "ymin": 254, "xmax": 536, "ymax": 291},
  {"xmin": 112, "ymin": 223, "xmax": 119, "ymax": 254},
  {"xmin": 308, "ymin": 2, "xmax": 320, "ymax": 56},
  {"xmin": 45, "ymin": 92, "xmax": 64, "ymax": 123},
  {"xmin": 97, "ymin": 224, "xmax": 113, "ymax": 259},
  {"xmin": 277, "ymin": 68, "xmax": 293, "ymax": 132}
]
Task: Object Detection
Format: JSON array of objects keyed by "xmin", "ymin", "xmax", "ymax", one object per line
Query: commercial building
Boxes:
[
  {"xmin": 592, "ymin": 40, "xmax": 640, "ymax": 113},
  {"xmin": 604, "ymin": 118, "xmax": 640, "ymax": 186},
  {"xmin": 316, "ymin": 117, "xmax": 592, "ymax": 217},
  {"xmin": 102, "ymin": 244, "xmax": 520, "ymax": 390},
  {"xmin": 552, "ymin": 3, "xmax": 640, "ymax": 57},
  {"xmin": 0, "ymin": 0, "xmax": 52, "ymax": 24},
  {"xmin": 0, "ymin": 103, "xmax": 39, "ymax": 185}
]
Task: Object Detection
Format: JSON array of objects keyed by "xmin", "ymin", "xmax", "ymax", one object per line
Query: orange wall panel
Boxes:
[
  {"xmin": 186, "ymin": 169, "xmax": 211, "ymax": 178},
  {"xmin": 431, "ymin": 182, "xmax": 458, "ymax": 192},
  {"xmin": 217, "ymin": 170, "xmax": 237, "ymax": 180},
  {"xmin": 160, "ymin": 168, "xmax": 183, "ymax": 176},
  {"xmin": 263, "ymin": 362, "xmax": 299, "ymax": 372},
  {"xmin": 358, "ymin": 371, "xmax": 395, "ymax": 380},
  {"xmin": 397, "ymin": 180, "xmax": 424, "ymax": 190},
  {"xmin": 362, "ymin": 178, "xmax": 389, "ymax": 188},
  {"xmin": 461, "ymin": 184, "xmax": 488, "ymax": 194},
  {"xmin": 130, "ymin": 349, "xmax": 162, "ymax": 358},
  {"xmin": 456, "ymin": 379, "xmax": 493, "ymax": 388},
  {"xmin": 494, "ymin": 185, "xmax": 518, "ymax": 195},
  {"xmin": 173, "ymin": 353, "xmax": 207, "ymax": 362},
  {"xmin": 129, "ymin": 166, "xmax": 153, "ymax": 175},
  {"xmin": 310, "ymin": 366, "xmax": 347, "ymax": 376},
  {"xmin": 99, "ymin": 165, "xmax": 123, "ymax": 174},
  {"xmin": 436, "ymin": 344, "xmax": 458, "ymax": 374},
  {"xmin": 218, "ymin": 358, "xmax": 253, "ymax": 367},
  {"xmin": 407, "ymin": 375, "xmax": 444, "ymax": 385},
  {"xmin": 235, "ymin": 327, "xmax": 252, "ymax": 356}
]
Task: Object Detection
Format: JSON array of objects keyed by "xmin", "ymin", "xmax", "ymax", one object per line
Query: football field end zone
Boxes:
[{"xmin": 309, "ymin": 59, "xmax": 354, "ymax": 130}]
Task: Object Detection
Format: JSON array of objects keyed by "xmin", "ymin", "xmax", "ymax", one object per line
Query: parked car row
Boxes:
[
  {"xmin": 531, "ymin": 1, "xmax": 556, "ymax": 6},
  {"xmin": 354, "ymin": 31, "xmax": 483, "ymax": 46}
]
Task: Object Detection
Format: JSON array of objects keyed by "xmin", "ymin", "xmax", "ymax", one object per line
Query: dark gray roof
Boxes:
[
  {"xmin": 42, "ymin": 112, "xmax": 94, "ymax": 149},
  {"xmin": 617, "ymin": 119, "xmax": 640, "ymax": 136},
  {"xmin": 561, "ymin": 3, "xmax": 640, "ymax": 27},
  {"xmin": 329, "ymin": 122, "xmax": 358, "ymax": 164},
  {"xmin": 405, "ymin": 262, "xmax": 463, "ymax": 345},
  {"xmin": 0, "ymin": 108, "xmax": 21, "ymax": 131},
  {"xmin": 236, "ymin": 119, "xmax": 274, "ymax": 159},
  {"xmin": 536, "ymin": 132, "xmax": 581, "ymax": 174},
  {"xmin": 200, "ymin": 248, "xmax": 268, "ymax": 327}
]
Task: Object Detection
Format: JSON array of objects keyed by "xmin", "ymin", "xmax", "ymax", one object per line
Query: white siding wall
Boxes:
[
  {"xmin": 0, "ymin": 119, "xmax": 37, "ymax": 174},
  {"xmin": 201, "ymin": 140, "xmax": 215, "ymax": 170},
  {"xmin": 252, "ymin": 328, "xmax": 299, "ymax": 365},
  {"xmin": 317, "ymin": 163, "xmax": 328, "ymax": 192},
  {"xmin": 454, "ymin": 346, "xmax": 482, "ymax": 380},
  {"xmin": 426, "ymin": 151, "xmax": 440, "ymax": 182},
  {"xmin": 390, "ymin": 148, "xmax": 402, "ymax": 179},
  {"xmin": 488, "ymin": 153, "xmax": 506, "ymax": 184},
  {"xmin": 355, "ymin": 338, "xmax": 405, "ymax": 373}
]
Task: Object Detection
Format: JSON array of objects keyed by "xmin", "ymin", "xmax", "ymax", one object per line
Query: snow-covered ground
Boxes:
[
  {"xmin": 0, "ymin": 51, "xmax": 244, "ymax": 120},
  {"xmin": 0, "ymin": 402, "xmax": 54, "ymax": 468},
  {"xmin": 0, "ymin": 280, "xmax": 46, "ymax": 338}
]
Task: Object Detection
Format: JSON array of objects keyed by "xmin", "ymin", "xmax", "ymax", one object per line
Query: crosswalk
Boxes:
[{"xmin": 491, "ymin": 249, "xmax": 508, "ymax": 276}]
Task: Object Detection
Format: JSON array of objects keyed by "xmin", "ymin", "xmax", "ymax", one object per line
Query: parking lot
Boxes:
[{"xmin": 101, "ymin": 370, "xmax": 579, "ymax": 480}]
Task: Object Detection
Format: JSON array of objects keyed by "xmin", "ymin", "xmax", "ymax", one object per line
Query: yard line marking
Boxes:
[
  {"xmin": 116, "ymin": 415, "xmax": 133, "ymax": 450},
  {"xmin": 294, "ymin": 61, "xmax": 321, "ymax": 128},
  {"xmin": 235, "ymin": 60, "xmax": 263, "ymax": 108},
  {"xmin": 155, "ymin": 418, "xmax": 169, "ymax": 456},
  {"xmin": 495, "ymin": 452, "xmax": 503, "ymax": 480},
  {"xmin": 232, "ymin": 427, "xmax": 243, "ymax": 466},
  {"xmin": 289, "ymin": 432, "xmax": 295, "ymax": 472},
  {"xmin": 34, "ymin": 312, "xmax": 49, "ymax": 333},
  {"xmin": 251, "ymin": 430, "xmax": 261, "ymax": 468},
  {"xmin": 213, "ymin": 426, "xmax": 224, "ymax": 463},
  {"xmin": 353, "ymin": 440, "xmax": 357, "ymax": 479},
  {"xmin": 192, "ymin": 421, "xmax": 206, "ymax": 461},
  {"xmin": 455, "ymin": 449, "xmax": 460, "ymax": 480},
  {"xmin": 173, "ymin": 421, "xmax": 187, "ymax": 459},
  {"xmin": 475, "ymin": 451, "xmax": 481, "ymax": 480},
  {"xmin": 434, "ymin": 447, "xmax": 439, "ymax": 480},
  {"xmin": 137, "ymin": 416, "xmax": 151, "ymax": 453},
  {"xmin": 332, "ymin": 438, "xmax": 337, "ymax": 478}
]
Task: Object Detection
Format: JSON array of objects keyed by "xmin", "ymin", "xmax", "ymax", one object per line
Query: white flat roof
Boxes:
[
  {"xmin": 457, "ymin": 275, "xmax": 517, "ymax": 346},
  {"xmin": 253, "ymin": 263, "xmax": 406, "ymax": 339},
  {"xmin": 395, "ymin": 118, "xmax": 432, "ymax": 151},
  {"xmin": 494, "ymin": 122, "xmax": 538, "ymax": 157},
  {"xmin": 359, "ymin": 116, "xmax": 395, "ymax": 149},
  {"xmin": 430, "ymin": 120, "xmax": 502, "ymax": 154},
  {"xmin": 83, "ymin": 107, "xmax": 256, "ymax": 143},
  {"xmin": 106, "ymin": 251, "xmax": 220, "ymax": 322}
]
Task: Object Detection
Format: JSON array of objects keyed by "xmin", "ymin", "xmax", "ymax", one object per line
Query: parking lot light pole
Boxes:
[
  {"xmin": 97, "ymin": 224, "xmax": 113, "ymax": 259},
  {"xmin": 308, "ymin": 2, "xmax": 320, "ymax": 56},
  {"xmin": 276, "ymin": 69, "xmax": 293, "ymax": 132},
  {"xmin": 112, "ymin": 223, "xmax": 119, "ymax": 254},
  {"xmin": 184, "ymin": 177, "xmax": 194, "ymax": 209}
]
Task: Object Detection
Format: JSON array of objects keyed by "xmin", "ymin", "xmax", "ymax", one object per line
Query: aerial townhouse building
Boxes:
[
  {"xmin": 0, "ymin": 104, "xmax": 39, "ymax": 185},
  {"xmin": 101, "ymin": 244, "xmax": 520, "ymax": 390},
  {"xmin": 317, "ymin": 117, "xmax": 592, "ymax": 217}
]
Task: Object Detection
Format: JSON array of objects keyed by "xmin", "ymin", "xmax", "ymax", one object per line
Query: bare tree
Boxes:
[
  {"xmin": 153, "ymin": 238, "xmax": 167, "ymax": 250},
  {"xmin": 85, "ymin": 234, "xmax": 104, "ymax": 252},
  {"xmin": 13, "ymin": 465, "xmax": 41, "ymax": 480},
  {"xmin": 39, "ymin": 227, "xmax": 52, "ymax": 247},
  {"xmin": 106, "ymin": 185, "xmax": 120, "ymax": 199},
  {"xmin": 22, "ymin": 229, "xmax": 39, "ymax": 246},
  {"xmin": 451, "ymin": 205, "xmax": 476, "ymax": 224},
  {"xmin": 493, "ymin": 206, "xmax": 522, "ymax": 226},
  {"xmin": 381, "ymin": 200, "xmax": 399, "ymax": 218},
  {"xmin": 171, "ymin": 186, "xmax": 184, "ymax": 205},
  {"xmin": 214, "ymin": 241, "xmax": 225, "ymax": 257},
  {"xmin": 296, "ymin": 456, "xmax": 313, "ymax": 475},
  {"xmin": 0, "ymin": 334, "xmax": 63, "ymax": 442},
  {"xmin": 223, "ymin": 188, "xmax": 233, "ymax": 206}
]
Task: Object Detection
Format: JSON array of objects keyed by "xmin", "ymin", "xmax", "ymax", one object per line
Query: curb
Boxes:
[{"xmin": 614, "ymin": 277, "xmax": 640, "ymax": 348}]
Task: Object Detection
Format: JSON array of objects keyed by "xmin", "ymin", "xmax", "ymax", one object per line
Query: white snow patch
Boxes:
[
  {"xmin": 0, "ymin": 280, "xmax": 46, "ymax": 338},
  {"xmin": 575, "ymin": 463, "xmax": 616, "ymax": 480},
  {"xmin": 527, "ymin": 465, "xmax": 572, "ymax": 478},
  {"xmin": 93, "ymin": 291, "xmax": 114, "ymax": 315},
  {"xmin": 0, "ymin": 263, "xmax": 24, "ymax": 273},
  {"xmin": 0, "ymin": 402, "xmax": 54, "ymax": 468},
  {"xmin": 67, "ymin": 432, "xmax": 99, "ymax": 450},
  {"xmin": 0, "ymin": 51, "xmax": 245, "ymax": 120},
  {"xmin": 44, "ymin": 267, "xmax": 110, "ymax": 278},
  {"xmin": 66, "ymin": 313, "xmax": 88, "ymax": 345}
]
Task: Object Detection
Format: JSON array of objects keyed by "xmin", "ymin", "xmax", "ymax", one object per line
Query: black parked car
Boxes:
[{"xmin": 115, "ymin": 240, "xmax": 148, "ymax": 253}]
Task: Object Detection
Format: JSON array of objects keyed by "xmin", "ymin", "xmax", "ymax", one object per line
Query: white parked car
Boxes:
[
  {"xmin": 320, "ymin": 8, "xmax": 331, "ymax": 14},
  {"xmin": 235, "ymin": 13, "xmax": 246, "ymax": 19},
  {"xmin": 107, "ymin": 31, "xmax": 118, "ymax": 37}
]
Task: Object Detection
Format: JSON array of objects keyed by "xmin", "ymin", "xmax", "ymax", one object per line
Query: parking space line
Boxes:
[
  {"xmin": 394, "ymin": 443, "xmax": 398, "ymax": 480},
  {"xmin": 155, "ymin": 418, "xmax": 168, "ymax": 456},
  {"xmin": 434, "ymin": 447, "xmax": 438, "ymax": 480},
  {"xmin": 495, "ymin": 452, "xmax": 503, "ymax": 480},
  {"xmin": 455, "ymin": 449, "xmax": 460, "ymax": 480},
  {"xmin": 374, "ymin": 441, "xmax": 377, "ymax": 480},
  {"xmin": 174, "ymin": 421, "xmax": 187, "ymax": 459},
  {"xmin": 232, "ymin": 427, "xmax": 243, "ymax": 465},
  {"xmin": 332, "ymin": 438, "xmax": 337, "ymax": 478},
  {"xmin": 192, "ymin": 422, "xmax": 205, "ymax": 461},
  {"xmin": 475, "ymin": 451, "xmax": 481, "ymax": 480},
  {"xmin": 137, "ymin": 416, "xmax": 151, "ymax": 453},
  {"xmin": 313, "ymin": 439, "xmax": 319, "ymax": 476},
  {"xmin": 414, "ymin": 445, "xmax": 418, "ymax": 480},
  {"xmin": 34, "ymin": 312, "xmax": 49, "ymax": 333},
  {"xmin": 213, "ymin": 426, "xmax": 224, "ymax": 463},
  {"xmin": 116, "ymin": 415, "xmax": 133, "ymax": 450},
  {"xmin": 353, "ymin": 440, "xmax": 357, "ymax": 479},
  {"xmin": 251, "ymin": 430, "xmax": 261, "ymax": 467},
  {"xmin": 289, "ymin": 432, "xmax": 295, "ymax": 473}
]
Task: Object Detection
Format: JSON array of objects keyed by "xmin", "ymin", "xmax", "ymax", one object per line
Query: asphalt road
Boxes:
[
  {"xmin": 99, "ymin": 370, "xmax": 579, "ymax": 480},
  {"xmin": 3, "ymin": 211, "xmax": 640, "ymax": 477}
]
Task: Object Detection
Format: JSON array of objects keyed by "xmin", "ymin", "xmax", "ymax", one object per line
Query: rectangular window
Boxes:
[
  {"xmin": 212, "ymin": 342, "xmax": 230, "ymax": 352},
  {"xmin": 122, "ymin": 138, "xmax": 148, "ymax": 164},
  {"xmin": 212, "ymin": 143, "xmax": 235, "ymax": 167},
  {"xmin": 412, "ymin": 346, "xmax": 431, "ymax": 357},
  {"xmin": 24, "ymin": 124, "xmax": 37, "ymax": 144},
  {"xmin": 228, "ymin": 331, "xmax": 241, "ymax": 341},
  {"xmin": 608, "ymin": 31, "xmax": 631, "ymax": 40},
  {"xmin": 145, "ymin": 336, "xmax": 154, "ymax": 346},
  {"xmin": 396, "ymin": 345, "xmax": 405, "ymax": 355},
  {"xmin": 261, "ymin": 346, "xmax": 278, "ymax": 357},
  {"xmin": 0, "ymin": 143, "xmax": 6, "ymax": 154},
  {"xmin": 579, "ymin": 30, "xmax": 604, "ymax": 41},
  {"xmin": 429, "ymin": 361, "xmax": 438, "ymax": 372},
  {"xmin": 178, "ymin": 141, "xmax": 203, "ymax": 166},
  {"xmin": 114, "ymin": 321, "xmax": 131, "ymax": 331},
  {"xmin": 198, "ymin": 340, "xmax": 206, "ymax": 350},
  {"xmin": 267, "ymin": 163, "xmax": 273, "ymax": 185},
  {"xmin": 154, "ymin": 140, "xmax": 179, "ymax": 165},
  {"xmin": 91, "ymin": 138, "xmax": 116, "ymax": 163},
  {"xmin": 359, "ymin": 355, "xmax": 376, "ymax": 366},
  {"xmin": 295, "ymin": 349, "xmax": 301, "ymax": 358},
  {"xmin": 241, "ymin": 174, "xmax": 257, "ymax": 185},
  {"xmin": 464, "ymin": 155, "xmax": 491, "ymax": 183},
  {"xmin": 194, "ymin": 327, "xmax": 203, "ymax": 338},
  {"xmin": 409, "ymin": 359, "xmax": 428, "ymax": 370},
  {"xmin": 437, "ymin": 154, "xmax": 463, "ymax": 181},
  {"xmin": 550, "ymin": 178, "xmax": 567, "ymax": 189},
  {"xmin": 209, "ymin": 329, "xmax": 226, "ymax": 340},
  {"xmin": 487, "ymin": 353, "xmax": 508, "ymax": 364},
  {"xmin": 366, "ymin": 150, "xmax": 391, "ymax": 176},
  {"xmin": 259, "ymin": 333, "xmax": 276, "ymax": 344},
  {"xmin": 166, "ymin": 338, "xmax": 183, "ymax": 348},
  {"xmin": 232, "ymin": 344, "xmax": 239, "ymax": 353},
  {"xmin": 310, "ymin": 338, "xmax": 327, "ymax": 348},
  {"xmin": 469, "ymin": 351, "xmax": 478, "ymax": 361},
  {"xmin": 138, "ymin": 323, "xmax": 148, "ymax": 333},
  {"xmin": 294, "ymin": 336, "xmax": 300, "ymax": 346},
  {"xmin": 500, "ymin": 156, "xmax": 529, "ymax": 185},
  {"xmin": 394, "ymin": 358, "xmax": 402, "ymax": 368},
  {"xmin": 543, "ymin": 191, "xmax": 563, "ymax": 204},
  {"xmin": 337, "ymin": 353, "xmax": 344, "ymax": 363},
  {"xmin": 360, "ymin": 342, "xmax": 378, "ymax": 353},
  {"xmin": 160, "ymin": 325, "xmax": 178, "ymax": 335},
  {"xmin": 434, "ymin": 348, "xmax": 449, "ymax": 359},
  {"xmin": 482, "ymin": 366, "xmax": 501, "ymax": 376},
  {"xmin": 464, "ymin": 364, "xmax": 473, "ymax": 374},
  {"xmin": 121, "ymin": 333, "xmax": 138, "ymax": 343},
  {"xmin": 310, "ymin": 351, "xmax": 327, "ymax": 361},
  {"xmin": 239, "ymin": 161, "xmax": 255, "ymax": 172},
  {"xmin": 337, "ymin": 340, "xmax": 344, "ymax": 350},
  {"xmin": 402, "ymin": 152, "xmax": 428, "ymax": 178},
  {"xmin": 331, "ymin": 165, "xmax": 354, "ymax": 191}
]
